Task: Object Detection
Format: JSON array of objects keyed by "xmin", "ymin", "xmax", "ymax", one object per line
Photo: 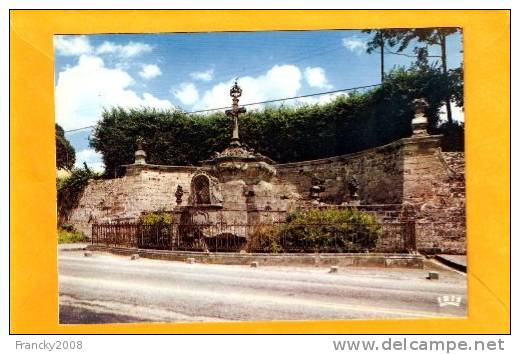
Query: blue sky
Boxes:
[{"xmin": 54, "ymin": 29, "xmax": 463, "ymax": 171}]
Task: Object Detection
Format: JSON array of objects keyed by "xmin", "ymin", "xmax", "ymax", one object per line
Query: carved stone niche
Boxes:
[{"xmin": 188, "ymin": 173, "xmax": 223, "ymax": 207}]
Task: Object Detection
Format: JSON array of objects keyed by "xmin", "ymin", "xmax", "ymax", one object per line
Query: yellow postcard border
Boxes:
[{"xmin": 9, "ymin": 10, "xmax": 510, "ymax": 334}]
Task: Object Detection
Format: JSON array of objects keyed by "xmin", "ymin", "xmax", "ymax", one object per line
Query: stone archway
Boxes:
[{"xmin": 191, "ymin": 174, "xmax": 211, "ymax": 205}]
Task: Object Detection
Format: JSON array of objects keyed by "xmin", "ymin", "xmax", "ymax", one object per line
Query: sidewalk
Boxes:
[
  {"xmin": 58, "ymin": 243, "xmax": 89, "ymax": 251},
  {"xmin": 435, "ymin": 254, "xmax": 467, "ymax": 272}
]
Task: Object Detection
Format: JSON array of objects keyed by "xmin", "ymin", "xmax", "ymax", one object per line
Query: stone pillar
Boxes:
[
  {"xmin": 403, "ymin": 99, "xmax": 442, "ymax": 202},
  {"xmin": 134, "ymin": 141, "xmax": 147, "ymax": 165},
  {"xmin": 400, "ymin": 99, "xmax": 458, "ymax": 253},
  {"xmin": 401, "ymin": 135, "xmax": 443, "ymax": 204},
  {"xmin": 124, "ymin": 138, "xmax": 147, "ymax": 176}
]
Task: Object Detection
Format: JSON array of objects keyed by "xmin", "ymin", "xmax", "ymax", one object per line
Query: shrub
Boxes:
[
  {"xmin": 57, "ymin": 164, "xmax": 101, "ymax": 224},
  {"xmin": 249, "ymin": 208, "xmax": 382, "ymax": 253},
  {"xmin": 248, "ymin": 225, "xmax": 283, "ymax": 253},
  {"xmin": 138, "ymin": 211, "xmax": 173, "ymax": 249},
  {"xmin": 139, "ymin": 211, "xmax": 173, "ymax": 226}
]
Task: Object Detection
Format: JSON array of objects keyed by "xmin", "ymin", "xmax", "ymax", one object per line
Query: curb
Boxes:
[
  {"xmin": 87, "ymin": 245, "xmax": 424, "ymax": 269},
  {"xmin": 434, "ymin": 255, "xmax": 467, "ymax": 273}
]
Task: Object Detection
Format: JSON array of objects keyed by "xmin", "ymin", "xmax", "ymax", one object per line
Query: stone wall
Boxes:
[
  {"xmin": 275, "ymin": 140, "xmax": 404, "ymax": 205},
  {"xmin": 412, "ymin": 150, "xmax": 466, "ymax": 254},
  {"xmin": 65, "ymin": 135, "xmax": 466, "ymax": 254},
  {"xmin": 274, "ymin": 135, "xmax": 466, "ymax": 254},
  {"xmin": 68, "ymin": 165, "xmax": 203, "ymax": 236}
]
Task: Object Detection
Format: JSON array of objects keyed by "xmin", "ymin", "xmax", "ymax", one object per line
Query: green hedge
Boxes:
[{"xmin": 91, "ymin": 65, "xmax": 463, "ymax": 177}]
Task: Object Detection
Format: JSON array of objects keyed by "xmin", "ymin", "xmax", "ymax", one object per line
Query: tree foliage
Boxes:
[
  {"xmin": 90, "ymin": 66, "xmax": 464, "ymax": 177},
  {"xmin": 387, "ymin": 28, "xmax": 459, "ymax": 54},
  {"xmin": 361, "ymin": 29, "xmax": 404, "ymax": 54},
  {"xmin": 57, "ymin": 163, "xmax": 101, "ymax": 224},
  {"xmin": 56, "ymin": 123, "xmax": 75, "ymax": 170}
]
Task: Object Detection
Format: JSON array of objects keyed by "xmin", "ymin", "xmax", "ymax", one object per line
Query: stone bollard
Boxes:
[
  {"xmin": 186, "ymin": 257, "xmax": 195, "ymax": 264},
  {"xmin": 83, "ymin": 251, "xmax": 92, "ymax": 257},
  {"xmin": 427, "ymin": 271, "xmax": 439, "ymax": 280},
  {"xmin": 250, "ymin": 261, "xmax": 258, "ymax": 268},
  {"xmin": 329, "ymin": 266, "xmax": 339, "ymax": 273},
  {"xmin": 130, "ymin": 254, "xmax": 139, "ymax": 260}
]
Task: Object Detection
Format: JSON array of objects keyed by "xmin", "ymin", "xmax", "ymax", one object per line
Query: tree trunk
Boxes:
[
  {"xmin": 440, "ymin": 33, "xmax": 453, "ymax": 124},
  {"xmin": 379, "ymin": 30, "xmax": 385, "ymax": 82}
]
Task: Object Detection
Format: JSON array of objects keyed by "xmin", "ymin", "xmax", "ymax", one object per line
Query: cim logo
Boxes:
[{"xmin": 437, "ymin": 295, "xmax": 462, "ymax": 307}]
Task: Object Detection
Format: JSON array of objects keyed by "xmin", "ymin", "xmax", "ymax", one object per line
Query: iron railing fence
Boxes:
[{"xmin": 92, "ymin": 220, "xmax": 417, "ymax": 253}]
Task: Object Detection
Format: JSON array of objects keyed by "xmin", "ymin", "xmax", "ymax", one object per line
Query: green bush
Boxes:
[
  {"xmin": 58, "ymin": 228, "xmax": 88, "ymax": 244},
  {"xmin": 139, "ymin": 211, "xmax": 173, "ymax": 226},
  {"xmin": 250, "ymin": 208, "xmax": 382, "ymax": 253}
]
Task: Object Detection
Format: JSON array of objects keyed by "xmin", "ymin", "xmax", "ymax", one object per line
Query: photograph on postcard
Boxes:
[{"xmin": 54, "ymin": 28, "xmax": 467, "ymax": 324}]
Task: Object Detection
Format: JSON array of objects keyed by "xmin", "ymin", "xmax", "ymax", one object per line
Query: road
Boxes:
[{"xmin": 58, "ymin": 249, "xmax": 467, "ymax": 324}]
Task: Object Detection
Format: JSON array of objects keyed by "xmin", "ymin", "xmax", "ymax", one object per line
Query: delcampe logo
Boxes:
[{"xmin": 437, "ymin": 295, "xmax": 462, "ymax": 307}]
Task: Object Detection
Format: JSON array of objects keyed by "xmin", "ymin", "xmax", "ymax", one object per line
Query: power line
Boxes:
[
  {"xmin": 64, "ymin": 83, "xmax": 381, "ymax": 134},
  {"xmin": 386, "ymin": 49, "xmax": 441, "ymax": 58},
  {"xmin": 189, "ymin": 84, "xmax": 381, "ymax": 113},
  {"xmin": 372, "ymin": 49, "xmax": 441, "ymax": 58}
]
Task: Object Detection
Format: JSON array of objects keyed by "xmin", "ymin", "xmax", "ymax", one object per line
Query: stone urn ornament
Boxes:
[
  {"xmin": 411, "ymin": 98, "xmax": 429, "ymax": 136},
  {"xmin": 175, "ymin": 185, "xmax": 184, "ymax": 205},
  {"xmin": 347, "ymin": 176, "xmax": 359, "ymax": 200},
  {"xmin": 134, "ymin": 136, "xmax": 147, "ymax": 165}
]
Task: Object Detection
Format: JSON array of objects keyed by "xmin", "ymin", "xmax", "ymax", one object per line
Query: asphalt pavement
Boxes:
[{"xmin": 58, "ymin": 249, "xmax": 467, "ymax": 324}]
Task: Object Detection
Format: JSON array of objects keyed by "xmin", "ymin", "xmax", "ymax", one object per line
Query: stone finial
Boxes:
[
  {"xmin": 411, "ymin": 98, "xmax": 429, "ymax": 136},
  {"xmin": 134, "ymin": 136, "xmax": 147, "ymax": 165}
]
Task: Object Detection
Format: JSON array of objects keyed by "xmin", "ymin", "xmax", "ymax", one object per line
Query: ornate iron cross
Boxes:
[{"xmin": 225, "ymin": 81, "xmax": 247, "ymax": 146}]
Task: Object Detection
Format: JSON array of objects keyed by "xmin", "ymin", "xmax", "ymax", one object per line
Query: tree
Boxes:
[
  {"xmin": 362, "ymin": 29, "xmax": 401, "ymax": 82},
  {"xmin": 385, "ymin": 28, "xmax": 460, "ymax": 124},
  {"xmin": 55, "ymin": 123, "xmax": 75, "ymax": 170}
]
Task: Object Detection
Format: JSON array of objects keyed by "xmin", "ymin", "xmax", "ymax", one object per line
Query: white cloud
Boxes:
[
  {"xmin": 304, "ymin": 67, "xmax": 332, "ymax": 89},
  {"xmin": 54, "ymin": 35, "xmax": 92, "ymax": 56},
  {"xmin": 439, "ymin": 102, "xmax": 464, "ymax": 123},
  {"xmin": 96, "ymin": 41, "xmax": 152, "ymax": 58},
  {"xmin": 55, "ymin": 55, "xmax": 173, "ymax": 131},
  {"xmin": 295, "ymin": 92, "xmax": 346, "ymax": 106},
  {"xmin": 342, "ymin": 37, "xmax": 367, "ymax": 55},
  {"xmin": 190, "ymin": 68, "xmax": 214, "ymax": 81},
  {"xmin": 139, "ymin": 64, "xmax": 162, "ymax": 79},
  {"xmin": 172, "ymin": 83, "xmax": 200, "ymax": 106},
  {"xmin": 54, "ymin": 35, "xmax": 153, "ymax": 59},
  {"xmin": 75, "ymin": 149, "xmax": 105, "ymax": 172},
  {"xmin": 195, "ymin": 64, "xmax": 302, "ymax": 111}
]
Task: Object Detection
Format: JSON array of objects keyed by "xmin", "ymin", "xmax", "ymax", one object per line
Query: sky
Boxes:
[{"xmin": 54, "ymin": 29, "xmax": 463, "ymax": 172}]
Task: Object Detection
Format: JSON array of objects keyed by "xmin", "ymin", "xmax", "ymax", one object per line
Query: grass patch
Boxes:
[{"xmin": 58, "ymin": 228, "xmax": 88, "ymax": 244}]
